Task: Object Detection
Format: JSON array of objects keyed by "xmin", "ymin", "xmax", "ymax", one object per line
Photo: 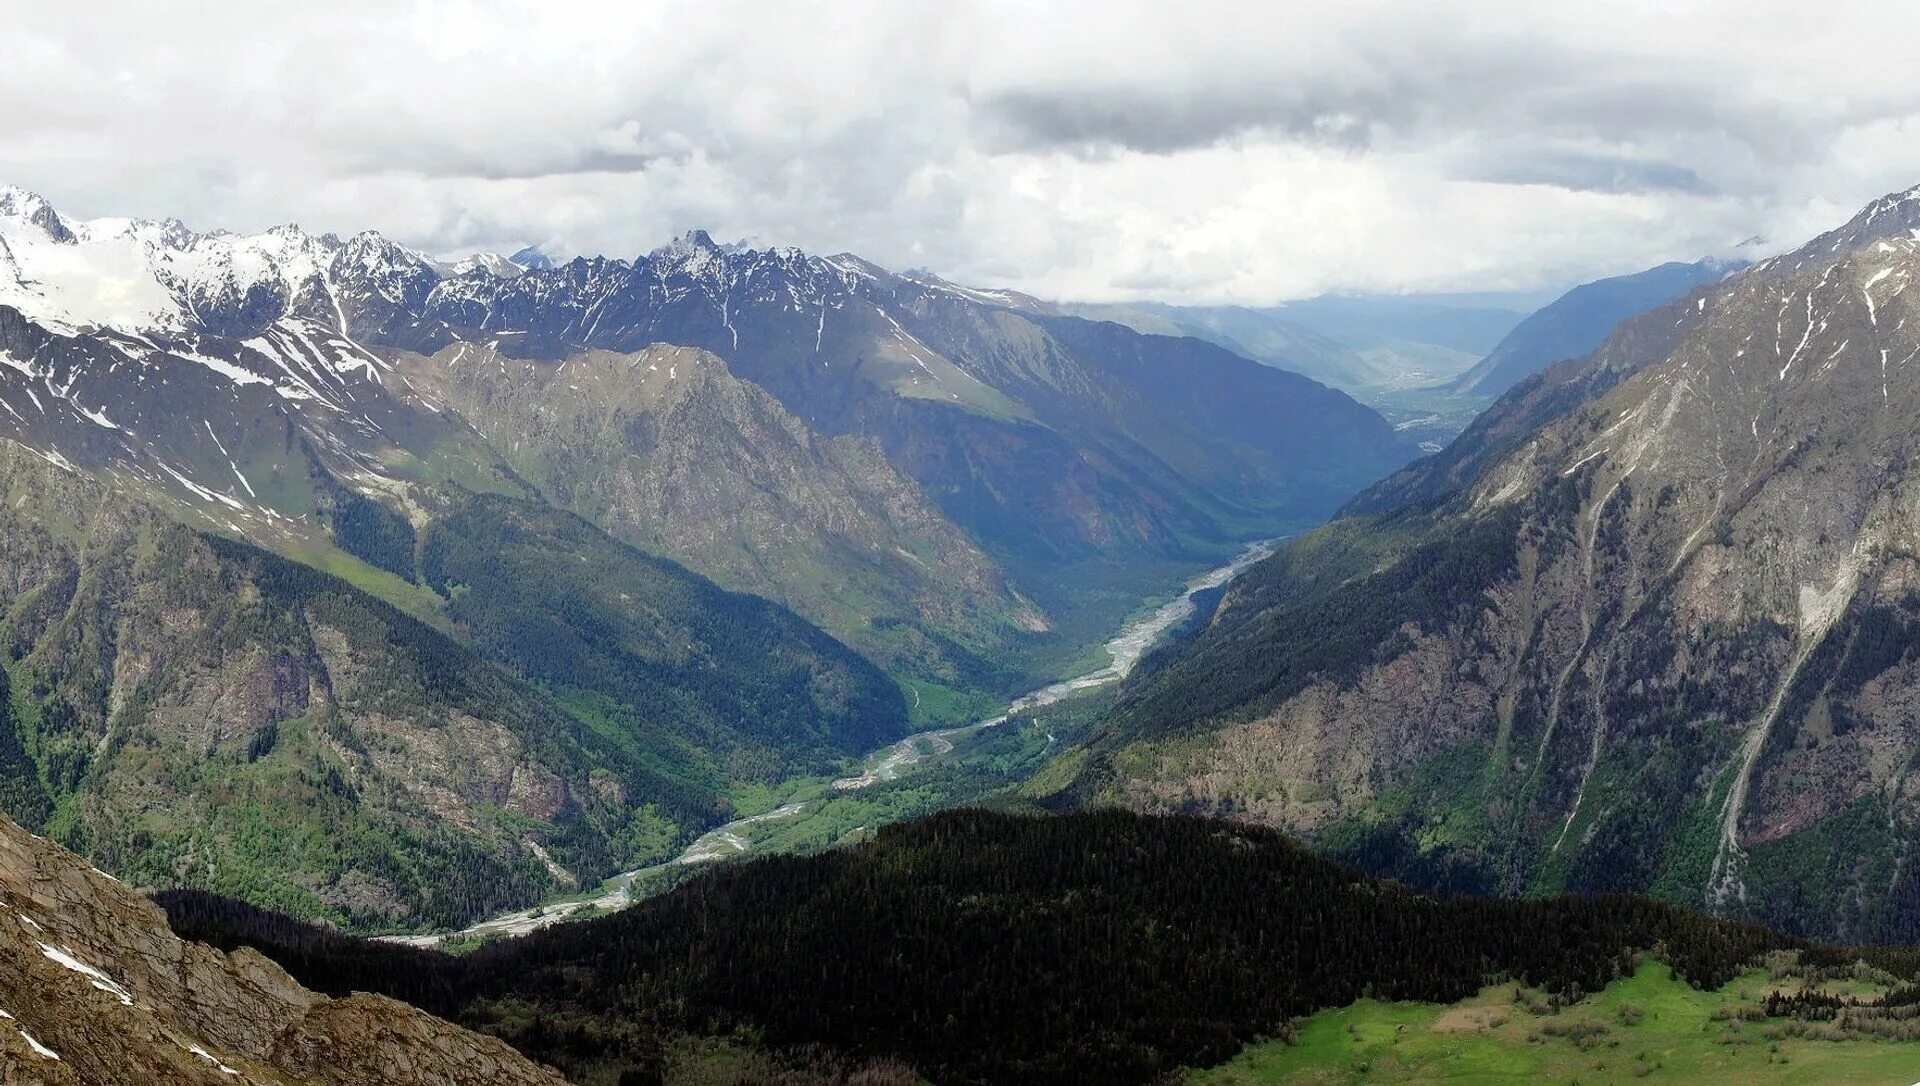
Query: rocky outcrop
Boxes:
[{"xmin": 0, "ymin": 812, "xmax": 568, "ymax": 1085}]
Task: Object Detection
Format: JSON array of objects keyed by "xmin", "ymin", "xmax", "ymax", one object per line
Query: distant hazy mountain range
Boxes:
[
  {"xmin": 1448, "ymin": 258, "xmax": 1744, "ymax": 397},
  {"xmin": 1059, "ymin": 291, "xmax": 1541, "ymax": 393},
  {"xmin": 1064, "ymin": 265, "xmax": 1742, "ymax": 402}
]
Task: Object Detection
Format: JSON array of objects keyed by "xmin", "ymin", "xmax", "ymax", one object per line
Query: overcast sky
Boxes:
[{"xmin": 10, "ymin": 1, "xmax": 1920, "ymax": 303}]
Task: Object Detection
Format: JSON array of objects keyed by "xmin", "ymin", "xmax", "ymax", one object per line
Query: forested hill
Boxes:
[{"xmin": 156, "ymin": 807, "xmax": 1866, "ymax": 1086}]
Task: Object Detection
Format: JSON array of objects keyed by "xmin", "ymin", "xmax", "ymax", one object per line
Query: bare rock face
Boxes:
[{"xmin": 0, "ymin": 813, "xmax": 569, "ymax": 1085}]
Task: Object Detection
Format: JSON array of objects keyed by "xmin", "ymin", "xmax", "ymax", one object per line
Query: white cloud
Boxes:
[{"xmin": 6, "ymin": 0, "xmax": 1920, "ymax": 303}]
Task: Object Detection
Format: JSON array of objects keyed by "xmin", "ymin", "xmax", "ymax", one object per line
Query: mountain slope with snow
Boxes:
[
  {"xmin": 0, "ymin": 808, "xmax": 566, "ymax": 1084},
  {"xmin": 0, "ymin": 188, "xmax": 1408, "ymax": 681},
  {"xmin": 1066, "ymin": 183, "xmax": 1920, "ymax": 942},
  {"xmin": 398, "ymin": 228, "xmax": 1413, "ymax": 636}
]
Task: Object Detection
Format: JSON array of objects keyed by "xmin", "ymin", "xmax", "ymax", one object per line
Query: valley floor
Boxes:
[
  {"xmin": 1354, "ymin": 385, "xmax": 1491, "ymax": 452},
  {"xmin": 1190, "ymin": 960, "xmax": 1920, "ymax": 1085}
]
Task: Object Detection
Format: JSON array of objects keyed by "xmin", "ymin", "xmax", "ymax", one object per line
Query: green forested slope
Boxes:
[
  {"xmin": 419, "ymin": 490, "xmax": 908, "ymax": 785},
  {"xmin": 0, "ymin": 446, "xmax": 897, "ymax": 930},
  {"xmin": 161, "ymin": 807, "xmax": 1850, "ymax": 1086}
]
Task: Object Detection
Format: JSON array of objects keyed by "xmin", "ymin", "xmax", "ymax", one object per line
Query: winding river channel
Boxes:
[{"xmin": 381, "ymin": 536, "xmax": 1279, "ymax": 948}]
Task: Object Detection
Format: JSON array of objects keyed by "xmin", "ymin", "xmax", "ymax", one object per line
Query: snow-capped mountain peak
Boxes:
[
  {"xmin": 0, "ymin": 190, "xmax": 1031, "ymax": 350},
  {"xmin": 72, "ymin": 215, "xmax": 197, "ymax": 250},
  {"xmin": 1776, "ymin": 182, "xmax": 1920, "ymax": 262},
  {"xmin": 648, "ymin": 229, "xmax": 726, "ymax": 277},
  {"xmin": 336, "ymin": 230, "xmax": 430, "ymax": 274},
  {"xmin": 0, "ymin": 186, "xmax": 75, "ymax": 243},
  {"xmin": 447, "ymin": 252, "xmax": 525, "ymax": 279},
  {"xmin": 657, "ymin": 228, "xmax": 719, "ymax": 255},
  {"xmin": 0, "ymin": 196, "xmax": 181, "ymax": 333},
  {"xmin": 508, "ymin": 245, "xmax": 554, "ymax": 271}
]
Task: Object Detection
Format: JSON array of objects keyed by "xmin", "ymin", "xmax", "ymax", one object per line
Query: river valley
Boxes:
[{"xmin": 381, "ymin": 537, "xmax": 1279, "ymax": 948}]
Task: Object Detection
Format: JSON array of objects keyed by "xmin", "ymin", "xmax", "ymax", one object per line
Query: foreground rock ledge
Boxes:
[{"xmin": 0, "ymin": 814, "xmax": 568, "ymax": 1085}]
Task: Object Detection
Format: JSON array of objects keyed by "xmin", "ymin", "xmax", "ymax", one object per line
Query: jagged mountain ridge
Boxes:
[
  {"xmin": 0, "ymin": 190, "xmax": 1036, "ymax": 690},
  {"xmin": 0, "ymin": 185, "xmax": 1406, "ymax": 679},
  {"xmin": 1069, "ymin": 183, "xmax": 1920, "ymax": 941},
  {"xmin": 404, "ymin": 229, "xmax": 1407, "ymax": 514},
  {"xmin": 401, "ymin": 229, "xmax": 1410, "ymax": 640},
  {"xmin": 0, "ymin": 202, "xmax": 922, "ymax": 929}
]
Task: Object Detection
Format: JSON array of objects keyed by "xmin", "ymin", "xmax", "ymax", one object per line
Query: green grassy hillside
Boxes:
[{"xmin": 1193, "ymin": 957, "xmax": 1920, "ymax": 1085}]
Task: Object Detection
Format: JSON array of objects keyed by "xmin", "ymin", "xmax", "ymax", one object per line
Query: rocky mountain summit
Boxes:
[{"xmin": 0, "ymin": 811, "xmax": 566, "ymax": 1085}]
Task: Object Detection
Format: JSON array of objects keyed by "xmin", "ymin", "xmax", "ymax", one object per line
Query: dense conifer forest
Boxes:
[{"xmin": 158, "ymin": 807, "xmax": 1897, "ymax": 1085}]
